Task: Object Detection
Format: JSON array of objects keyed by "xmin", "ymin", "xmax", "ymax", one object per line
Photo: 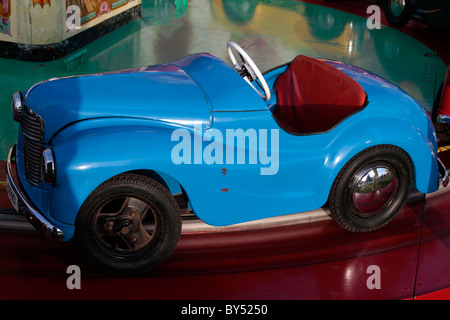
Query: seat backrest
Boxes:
[{"xmin": 273, "ymin": 55, "xmax": 366, "ymax": 134}]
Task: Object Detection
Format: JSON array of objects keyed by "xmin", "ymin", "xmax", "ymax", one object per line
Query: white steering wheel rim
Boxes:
[{"xmin": 227, "ymin": 42, "xmax": 271, "ymax": 101}]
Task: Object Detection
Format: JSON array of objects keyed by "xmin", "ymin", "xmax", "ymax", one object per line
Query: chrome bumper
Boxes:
[
  {"xmin": 438, "ymin": 158, "xmax": 449, "ymax": 188},
  {"xmin": 6, "ymin": 145, "xmax": 64, "ymax": 241}
]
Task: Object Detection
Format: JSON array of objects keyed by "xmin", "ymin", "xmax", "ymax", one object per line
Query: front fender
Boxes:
[{"xmin": 50, "ymin": 125, "xmax": 186, "ymax": 229}]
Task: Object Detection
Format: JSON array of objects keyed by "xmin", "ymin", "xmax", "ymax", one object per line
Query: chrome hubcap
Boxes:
[
  {"xmin": 350, "ymin": 164, "xmax": 399, "ymax": 217},
  {"xmin": 390, "ymin": 0, "xmax": 406, "ymax": 17}
]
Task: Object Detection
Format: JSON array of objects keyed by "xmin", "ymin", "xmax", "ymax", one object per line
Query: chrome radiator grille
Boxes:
[{"xmin": 22, "ymin": 106, "xmax": 45, "ymax": 185}]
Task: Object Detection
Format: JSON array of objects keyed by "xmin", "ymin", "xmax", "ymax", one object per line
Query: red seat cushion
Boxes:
[{"xmin": 273, "ymin": 55, "xmax": 367, "ymax": 134}]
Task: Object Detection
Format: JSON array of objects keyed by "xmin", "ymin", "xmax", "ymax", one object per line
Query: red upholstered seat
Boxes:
[{"xmin": 273, "ymin": 55, "xmax": 367, "ymax": 134}]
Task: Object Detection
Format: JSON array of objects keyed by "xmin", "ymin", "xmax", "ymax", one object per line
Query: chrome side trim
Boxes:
[{"xmin": 6, "ymin": 145, "xmax": 64, "ymax": 241}]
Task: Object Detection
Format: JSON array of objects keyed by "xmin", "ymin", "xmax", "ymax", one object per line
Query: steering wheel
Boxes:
[{"xmin": 227, "ymin": 42, "xmax": 271, "ymax": 101}]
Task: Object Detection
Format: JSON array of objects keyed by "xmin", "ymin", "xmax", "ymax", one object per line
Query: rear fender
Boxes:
[{"xmin": 317, "ymin": 115, "xmax": 439, "ymax": 202}]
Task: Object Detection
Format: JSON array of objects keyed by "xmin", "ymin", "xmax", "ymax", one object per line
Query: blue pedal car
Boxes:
[{"xmin": 6, "ymin": 42, "xmax": 448, "ymax": 274}]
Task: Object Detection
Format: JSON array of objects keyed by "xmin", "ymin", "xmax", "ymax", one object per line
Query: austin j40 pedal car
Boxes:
[{"xmin": 6, "ymin": 42, "xmax": 449, "ymax": 274}]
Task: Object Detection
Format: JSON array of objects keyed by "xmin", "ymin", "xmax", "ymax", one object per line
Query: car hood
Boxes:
[{"xmin": 24, "ymin": 61, "xmax": 212, "ymax": 142}]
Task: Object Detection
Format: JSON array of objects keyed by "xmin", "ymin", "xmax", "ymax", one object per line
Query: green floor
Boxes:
[{"xmin": 0, "ymin": 0, "xmax": 446, "ymax": 159}]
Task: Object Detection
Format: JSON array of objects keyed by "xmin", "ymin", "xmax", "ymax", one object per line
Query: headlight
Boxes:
[
  {"xmin": 11, "ymin": 92, "xmax": 23, "ymax": 122},
  {"xmin": 41, "ymin": 148, "xmax": 56, "ymax": 185}
]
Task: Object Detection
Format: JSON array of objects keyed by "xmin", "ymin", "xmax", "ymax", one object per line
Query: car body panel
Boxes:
[
  {"xmin": 24, "ymin": 53, "xmax": 268, "ymax": 145},
  {"xmin": 172, "ymin": 53, "xmax": 268, "ymax": 112},
  {"xmin": 14, "ymin": 53, "xmax": 441, "ymax": 240},
  {"xmin": 24, "ymin": 57, "xmax": 212, "ymax": 142}
]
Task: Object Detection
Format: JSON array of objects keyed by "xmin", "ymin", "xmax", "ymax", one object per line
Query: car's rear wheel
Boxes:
[
  {"xmin": 74, "ymin": 173, "xmax": 181, "ymax": 275},
  {"xmin": 329, "ymin": 145, "xmax": 413, "ymax": 233}
]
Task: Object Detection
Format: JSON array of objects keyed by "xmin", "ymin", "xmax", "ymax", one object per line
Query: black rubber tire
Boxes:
[
  {"xmin": 329, "ymin": 145, "xmax": 413, "ymax": 233},
  {"xmin": 74, "ymin": 173, "xmax": 182, "ymax": 275},
  {"xmin": 383, "ymin": 0, "xmax": 413, "ymax": 27}
]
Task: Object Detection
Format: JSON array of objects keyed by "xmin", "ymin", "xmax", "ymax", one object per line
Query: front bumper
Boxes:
[{"xmin": 6, "ymin": 145, "xmax": 64, "ymax": 241}]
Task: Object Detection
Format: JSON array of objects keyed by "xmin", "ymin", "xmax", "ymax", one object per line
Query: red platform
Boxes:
[{"xmin": 1, "ymin": 171, "xmax": 450, "ymax": 299}]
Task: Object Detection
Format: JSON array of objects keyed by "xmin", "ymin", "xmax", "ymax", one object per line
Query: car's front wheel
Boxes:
[
  {"xmin": 329, "ymin": 145, "xmax": 413, "ymax": 233},
  {"xmin": 74, "ymin": 173, "xmax": 182, "ymax": 275}
]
